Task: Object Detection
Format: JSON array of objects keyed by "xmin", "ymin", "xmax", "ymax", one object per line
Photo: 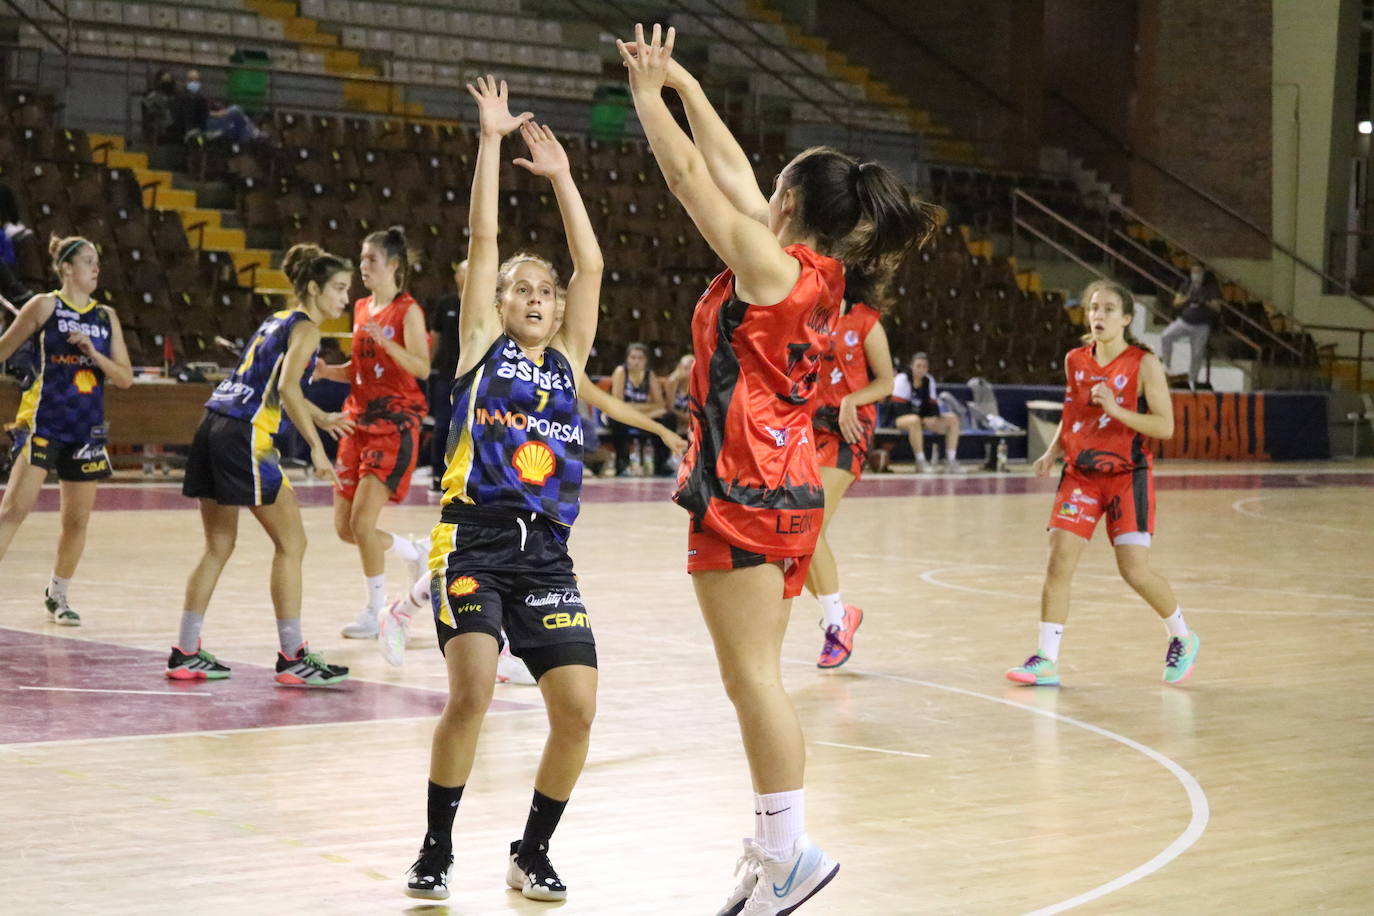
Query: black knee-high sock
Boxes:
[
  {"xmin": 518, "ymin": 789, "xmax": 568, "ymax": 856},
  {"xmin": 425, "ymin": 781, "xmax": 464, "ymax": 849}
]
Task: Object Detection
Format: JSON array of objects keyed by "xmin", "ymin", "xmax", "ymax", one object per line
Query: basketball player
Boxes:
[
  {"xmin": 166, "ymin": 244, "xmax": 355, "ymax": 686},
  {"xmin": 619, "ymin": 26, "xmax": 941, "ymax": 915},
  {"xmin": 1007, "ymin": 279, "xmax": 1200, "ymax": 686},
  {"xmin": 403, "ymin": 77, "xmax": 602, "ymax": 904},
  {"xmin": 806, "ymin": 289, "xmax": 897, "ymax": 668},
  {"xmin": 313, "ymin": 226, "xmax": 430, "ymax": 640},
  {"xmin": 608, "ymin": 341, "xmax": 670, "ymax": 475},
  {"xmin": 0, "ymin": 235, "xmax": 132, "ymax": 625}
]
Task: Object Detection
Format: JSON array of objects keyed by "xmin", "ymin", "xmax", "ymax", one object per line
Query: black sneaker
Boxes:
[
  {"xmin": 406, "ymin": 836, "xmax": 453, "ymax": 900},
  {"xmin": 506, "ymin": 839, "xmax": 567, "ymax": 901},
  {"xmin": 166, "ymin": 642, "xmax": 231, "ymax": 680},
  {"xmin": 273, "ymin": 643, "xmax": 349, "ymax": 687},
  {"xmin": 44, "ymin": 588, "xmax": 80, "ymax": 626}
]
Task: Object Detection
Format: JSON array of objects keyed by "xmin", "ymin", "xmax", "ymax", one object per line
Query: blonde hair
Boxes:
[{"xmin": 496, "ymin": 252, "xmax": 559, "ymax": 302}]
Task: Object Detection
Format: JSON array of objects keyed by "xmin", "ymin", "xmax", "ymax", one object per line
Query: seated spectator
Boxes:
[
  {"xmin": 203, "ymin": 100, "xmax": 263, "ymax": 143},
  {"xmin": 140, "ymin": 70, "xmax": 177, "ymax": 144},
  {"xmin": 608, "ymin": 341, "xmax": 671, "ymax": 476},
  {"xmin": 1161, "ymin": 264, "xmax": 1222, "ymax": 389},
  {"xmin": 892, "ymin": 352, "xmax": 965, "ymax": 474}
]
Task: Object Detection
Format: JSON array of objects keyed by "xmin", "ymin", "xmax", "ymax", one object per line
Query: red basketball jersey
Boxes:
[
  {"xmin": 815, "ymin": 300, "xmax": 879, "ymax": 424},
  {"xmin": 343, "ymin": 292, "xmax": 428, "ymax": 431},
  {"xmin": 674, "ymin": 245, "xmax": 844, "ymax": 556},
  {"xmin": 1060, "ymin": 343, "xmax": 1151, "ymax": 473}
]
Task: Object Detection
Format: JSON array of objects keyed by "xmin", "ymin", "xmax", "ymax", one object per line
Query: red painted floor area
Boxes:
[{"xmin": 0, "ymin": 628, "xmax": 533, "ymax": 745}]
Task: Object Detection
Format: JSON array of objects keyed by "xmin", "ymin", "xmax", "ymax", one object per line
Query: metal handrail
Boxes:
[
  {"xmin": 0, "ymin": 0, "xmax": 67, "ymax": 57},
  {"xmin": 1303, "ymin": 323, "xmax": 1371, "ymax": 391}
]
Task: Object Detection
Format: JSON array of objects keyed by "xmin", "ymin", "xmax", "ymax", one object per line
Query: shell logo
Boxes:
[
  {"xmin": 512, "ymin": 441, "xmax": 556, "ymax": 486},
  {"xmin": 73, "ymin": 370, "xmax": 97, "ymax": 395},
  {"xmin": 448, "ymin": 576, "xmax": 479, "ymax": 598}
]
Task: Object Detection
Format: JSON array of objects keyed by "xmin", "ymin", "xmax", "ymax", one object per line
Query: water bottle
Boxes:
[{"xmin": 996, "ymin": 440, "xmax": 1009, "ymax": 472}]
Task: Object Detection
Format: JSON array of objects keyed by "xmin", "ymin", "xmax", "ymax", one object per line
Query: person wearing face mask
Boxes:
[
  {"xmin": 166, "ymin": 243, "xmax": 356, "ymax": 687},
  {"xmin": 1160, "ymin": 264, "xmax": 1223, "ymax": 389},
  {"xmin": 0, "ymin": 234, "xmax": 133, "ymax": 626}
]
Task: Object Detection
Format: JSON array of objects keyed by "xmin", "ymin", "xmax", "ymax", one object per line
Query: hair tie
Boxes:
[{"xmin": 56, "ymin": 239, "xmax": 87, "ymax": 265}]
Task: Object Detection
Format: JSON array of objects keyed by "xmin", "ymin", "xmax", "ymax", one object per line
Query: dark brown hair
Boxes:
[
  {"xmin": 1078, "ymin": 279, "xmax": 1152, "ymax": 352},
  {"xmin": 364, "ymin": 224, "xmax": 409, "ymax": 289},
  {"xmin": 282, "ymin": 243, "xmax": 352, "ymax": 302}
]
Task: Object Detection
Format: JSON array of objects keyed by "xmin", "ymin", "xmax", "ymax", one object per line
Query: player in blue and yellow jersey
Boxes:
[
  {"xmin": 402, "ymin": 77, "xmax": 603, "ymax": 905},
  {"xmin": 166, "ymin": 243, "xmax": 357, "ymax": 688},
  {"xmin": 0, "ymin": 234, "xmax": 133, "ymax": 626}
]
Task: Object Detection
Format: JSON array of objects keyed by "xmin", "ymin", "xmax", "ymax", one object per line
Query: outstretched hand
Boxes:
[
  {"xmin": 616, "ymin": 23, "xmax": 677, "ymax": 95},
  {"xmin": 618, "ymin": 35, "xmax": 693, "ymax": 90},
  {"xmin": 465, "ymin": 74, "xmax": 534, "ymax": 137},
  {"xmin": 512, "ymin": 121, "xmax": 570, "ymax": 178}
]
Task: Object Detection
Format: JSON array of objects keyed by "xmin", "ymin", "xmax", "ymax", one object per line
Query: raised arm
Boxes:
[
  {"xmin": 619, "ymin": 25, "xmax": 799, "ymax": 307},
  {"xmin": 513, "ymin": 121, "xmax": 602, "ymax": 371},
  {"xmin": 456, "ymin": 76, "xmax": 532, "ymax": 377}
]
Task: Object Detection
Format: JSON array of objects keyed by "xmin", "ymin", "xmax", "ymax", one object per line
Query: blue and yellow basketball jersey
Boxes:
[
  {"xmin": 14, "ymin": 291, "xmax": 114, "ymax": 443},
  {"xmin": 441, "ymin": 335, "xmax": 583, "ymax": 528},
  {"xmin": 206, "ymin": 309, "xmax": 318, "ymax": 435}
]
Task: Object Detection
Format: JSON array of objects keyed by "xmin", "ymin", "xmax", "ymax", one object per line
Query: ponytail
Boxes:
[
  {"xmin": 282, "ymin": 242, "xmax": 352, "ymax": 303},
  {"xmin": 364, "ymin": 224, "xmax": 410, "ymax": 290},
  {"xmin": 1078, "ymin": 279, "xmax": 1152, "ymax": 352}
]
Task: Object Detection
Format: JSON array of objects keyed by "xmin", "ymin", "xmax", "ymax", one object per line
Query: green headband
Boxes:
[{"xmin": 56, "ymin": 239, "xmax": 89, "ymax": 265}]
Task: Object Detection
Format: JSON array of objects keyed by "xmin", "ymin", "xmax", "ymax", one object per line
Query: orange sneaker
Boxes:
[{"xmin": 817, "ymin": 605, "xmax": 863, "ymax": 669}]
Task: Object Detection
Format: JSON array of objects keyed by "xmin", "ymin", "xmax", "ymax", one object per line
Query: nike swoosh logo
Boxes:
[
  {"xmin": 764, "ymin": 807, "xmax": 791, "ymax": 816},
  {"xmin": 773, "ymin": 850, "xmax": 811, "ymax": 898}
]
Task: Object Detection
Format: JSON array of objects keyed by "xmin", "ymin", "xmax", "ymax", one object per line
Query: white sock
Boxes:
[
  {"xmin": 388, "ymin": 532, "xmax": 420, "ymax": 563},
  {"xmin": 406, "ymin": 573, "xmax": 430, "ymax": 611},
  {"xmin": 754, "ymin": 789, "xmax": 806, "ymax": 860},
  {"xmin": 366, "ymin": 574, "xmax": 387, "ymax": 612},
  {"xmin": 817, "ymin": 592, "xmax": 845, "ymax": 630},
  {"xmin": 177, "ymin": 611, "xmax": 204, "ymax": 651},
  {"xmin": 276, "ymin": 618, "xmax": 303, "ymax": 656},
  {"xmin": 47, "ymin": 574, "xmax": 71, "ymax": 602},
  {"xmin": 1039, "ymin": 622, "xmax": 1064, "ymax": 661},
  {"xmin": 1163, "ymin": 607, "xmax": 1188, "ymax": 638}
]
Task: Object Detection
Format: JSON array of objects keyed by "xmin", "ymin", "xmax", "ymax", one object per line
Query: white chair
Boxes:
[
  {"xmin": 323, "ymin": 0, "xmax": 350, "ymax": 23},
  {"xmin": 368, "ymin": 29, "xmax": 394, "ymax": 52},
  {"xmin": 231, "ymin": 15, "xmax": 259, "ymax": 38},
  {"xmin": 94, "ymin": 1, "xmax": 120, "ymax": 25},
  {"xmin": 74, "ymin": 28, "xmax": 106, "ymax": 55},
  {"xmin": 260, "ymin": 19, "xmax": 284, "ymax": 40},
  {"xmin": 539, "ymin": 22, "xmax": 560, "ymax": 44},
  {"xmin": 179, "ymin": 9, "xmax": 206, "ymax": 34},
  {"xmin": 492, "ymin": 16, "xmax": 516, "ymax": 40},
  {"xmin": 341, "ymin": 27, "xmax": 366, "ymax": 49},
  {"xmin": 374, "ymin": 3, "xmax": 400, "ymax": 27},
  {"xmin": 490, "ymin": 41, "xmax": 512, "ymax": 65},
  {"xmin": 136, "ymin": 34, "xmax": 163, "ymax": 56},
  {"xmin": 149, "ymin": 4, "xmax": 176, "ymax": 30},
  {"xmin": 393, "ymin": 32, "xmax": 417, "ymax": 57},
  {"xmin": 442, "ymin": 37, "xmax": 465, "ymax": 61},
  {"xmin": 411, "ymin": 61, "xmax": 435, "ymax": 84},
  {"xmin": 192, "ymin": 40, "xmax": 221, "ymax": 64},
  {"xmin": 400, "ymin": 5, "xmax": 425, "ymax": 31},
  {"xmin": 423, "ymin": 8, "xmax": 448, "ymax": 35},
  {"xmin": 107, "ymin": 31, "xmax": 135, "ymax": 57},
  {"xmin": 349, "ymin": 1, "xmax": 375, "ymax": 25},
  {"xmin": 435, "ymin": 63, "xmax": 460, "ymax": 85},
  {"xmin": 417, "ymin": 35, "xmax": 441, "ymax": 62},
  {"xmin": 300, "ymin": 0, "xmax": 327, "ymax": 20},
  {"xmin": 164, "ymin": 36, "xmax": 192, "ymax": 61},
  {"xmin": 68, "ymin": 0, "xmax": 96, "ymax": 22},
  {"xmin": 206, "ymin": 13, "xmax": 232, "ymax": 36}
]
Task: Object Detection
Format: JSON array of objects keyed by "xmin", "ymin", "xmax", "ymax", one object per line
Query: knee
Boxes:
[
  {"xmin": 274, "ymin": 530, "xmax": 307, "ymax": 559},
  {"xmin": 549, "ymin": 698, "xmax": 596, "ymax": 740},
  {"xmin": 718, "ymin": 665, "xmax": 780, "ymax": 708},
  {"xmin": 441, "ymin": 687, "xmax": 492, "ymax": 725},
  {"xmin": 1116, "ymin": 559, "xmax": 1151, "ymax": 590},
  {"xmin": 205, "ymin": 532, "xmax": 237, "ymax": 560},
  {"xmin": 0, "ymin": 500, "xmax": 31, "ymax": 527},
  {"xmin": 347, "ymin": 514, "xmax": 372, "ymax": 545},
  {"xmin": 60, "ymin": 512, "xmax": 91, "ymax": 537},
  {"xmin": 334, "ymin": 516, "xmax": 356, "ymax": 544}
]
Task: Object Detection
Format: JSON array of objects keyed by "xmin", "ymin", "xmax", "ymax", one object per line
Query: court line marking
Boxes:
[
  {"xmin": 16, "ymin": 685, "xmax": 212, "ymax": 697},
  {"xmin": 1231, "ymin": 494, "xmax": 1370, "ymax": 535},
  {"xmin": 814, "ymin": 740, "xmax": 931, "ymax": 759},
  {"xmin": 837, "ymin": 665, "xmax": 1210, "ymax": 916}
]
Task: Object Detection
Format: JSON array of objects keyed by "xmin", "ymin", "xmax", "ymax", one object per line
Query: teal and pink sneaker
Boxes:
[
  {"xmin": 1162, "ymin": 632, "xmax": 1200, "ymax": 684},
  {"xmin": 1006, "ymin": 652, "xmax": 1060, "ymax": 686}
]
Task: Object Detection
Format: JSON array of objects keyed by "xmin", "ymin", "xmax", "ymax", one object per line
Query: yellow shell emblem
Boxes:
[
  {"xmin": 73, "ymin": 369, "xmax": 98, "ymax": 395},
  {"xmin": 448, "ymin": 576, "xmax": 479, "ymax": 598},
  {"xmin": 512, "ymin": 441, "xmax": 556, "ymax": 486}
]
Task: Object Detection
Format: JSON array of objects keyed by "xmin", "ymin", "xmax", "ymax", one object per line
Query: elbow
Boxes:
[
  {"xmin": 1158, "ymin": 420, "xmax": 1175, "ymax": 440},
  {"xmin": 578, "ymin": 254, "xmax": 605, "ymax": 276},
  {"xmin": 662, "ymin": 156, "xmax": 705, "ymax": 196},
  {"xmin": 113, "ymin": 374, "xmax": 134, "ymax": 390}
]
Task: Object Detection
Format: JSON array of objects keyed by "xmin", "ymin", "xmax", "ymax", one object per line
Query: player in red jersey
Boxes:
[
  {"xmin": 315, "ymin": 226, "xmax": 431, "ymax": 639},
  {"xmin": 620, "ymin": 25, "xmax": 941, "ymax": 915},
  {"xmin": 1007, "ymin": 279, "xmax": 1199, "ymax": 687},
  {"xmin": 806, "ymin": 291, "xmax": 896, "ymax": 669}
]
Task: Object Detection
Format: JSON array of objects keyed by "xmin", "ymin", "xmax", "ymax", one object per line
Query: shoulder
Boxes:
[
  {"xmin": 95, "ymin": 304, "xmax": 119, "ymax": 323},
  {"xmin": 1137, "ymin": 349, "xmax": 1164, "ymax": 373}
]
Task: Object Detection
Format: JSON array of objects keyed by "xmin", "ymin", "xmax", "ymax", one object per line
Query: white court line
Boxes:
[
  {"xmin": 839, "ymin": 666, "xmax": 1210, "ymax": 916},
  {"xmin": 815, "ymin": 740, "xmax": 931, "ymax": 759},
  {"xmin": 1231, "ymin": 495, "xmax": 1370, "ymax": 535},
  {"xmin": 17, "ymin": 685, "xmax": 212, "ymax": 697}
]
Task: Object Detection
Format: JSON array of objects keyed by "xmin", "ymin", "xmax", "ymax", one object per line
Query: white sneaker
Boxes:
[
  {"xmin": 945, "ymin": 458, "xmax": 968, "ymax": 474},
  {"xmin": 341, "ymin": 606, "xmax": 380, "ymax": 639},
  {"xmin": 496, "ymin": 641, "xmax": 537, "ymax": 685},
  {"xmin": 716, "ymin": 839, "xmax": 765, "ymax": 916},
  {"xmin": 378, "ymin": 598, "xmax": 412, "ymax": 666},
  {"xmin": 916, "ymin": 458, "xmax": 936, "ymax": 474},
  {"xmin": 737, "ymin": 834, "xmax": 838, "ymax": 915}
]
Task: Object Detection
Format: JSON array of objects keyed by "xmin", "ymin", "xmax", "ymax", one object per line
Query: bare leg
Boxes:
[
  {"xmin": 429, "ymin": 632, "xmax": 500, "ymax": 786},
  {"xmin": 1113, "ymin": 544, "xmax": 1179, "ymax": 617},
  {"xmin": 348, "ymin": 475, "xmax": 394, "ymax": 578},
  {"xmin": 0, "ymin": 454, "xmax": 47, "ymax": 563},
  {"xmin": 696, "ymin": 564, "xmax": 803, "ymax": 793},
  {"xmin": 1041, "ymin": 528, "xmax": 1089, "ymax": 625},
  {"xmin": 804, "ymin": 466, "xmax": 856, "ymax": 597},
  {"xmin": 52, "ymin": 480, "xmax": 97, "ymax": 579},
  {"xmin": 182, "ymin": 499, "xmax": 240, "ymax": 613},
  {"xmin": 531, "ymin": 664, "xmax": 598, "ymax": 799},
  {"xmin": 248, "ymin": 487, "xmax": 307, "ymax": 620},
  {"xmin": 943, "ymin": 415, "xmax": 960, "ymax": 457},
  {"xmin": 895, "ymin": 413, "xmax": 923, "ymax": 464}
]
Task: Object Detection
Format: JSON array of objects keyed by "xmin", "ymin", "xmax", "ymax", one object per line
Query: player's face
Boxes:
[
  {"xmin": 911, "ymin": 357, "xmax": 929, "ymax": 378},
  {"xmin": 1087, "ymin": 289, "xmax": 1131, "ymax": 342},
  {"xmin": 358, "ymin": 241, "xmax": 393, "ymax": 292},
  {"xmin": 316, "ymin": 270, "xmax": 352, "ymax": 319},
  {"xmin": 626, "ymin": 348, "xmax": 646, "ymax": 371},
  {"xmin": 498, "ymin": 261, "xmax": 557, "ymax": 344},
  {"xmin": 64, "ymin": 246, "xmax": 99, "ymax": 294}
]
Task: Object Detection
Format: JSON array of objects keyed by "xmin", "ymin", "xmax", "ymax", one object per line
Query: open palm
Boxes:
[
  {"xmin": 512, "ymin": 122, "xmax": 569, "ymax": 177},
  {"xmin": 466, "ymin": 74, "xmax": 533, "ymax": 137}
]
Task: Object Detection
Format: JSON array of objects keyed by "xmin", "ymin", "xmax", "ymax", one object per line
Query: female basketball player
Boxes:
[
  {"xmin": 806, "ymin": 287, "xmax": 897, "ymax": 669},
  {"xmin": 1006, "ymin": 279, "xmax": 1199, "ymax": 687},
  {"xmin": 403, "ymin": 77, "xmax": 602, "ymax": 904},
  {"xmin": 313, "ymin": 226, "xmax": 430, "ymax": 640},
  {"xmin": 608, "ymin": 341, "xmax": 670, "ymax": 475},
  {"xmin": 0, "ymin": 235, "xmax": 132, "ymax": 625},
  {"xmin": 665, "ymin": 351, "xmax": 694, "ymax": 433},
  {"xmin": 619, "ymin": 26, "xmax": 940, "ymax": 915},
  {"xmin": 166, "ymin": 244, "xmax": 355, "ymax": 687}
]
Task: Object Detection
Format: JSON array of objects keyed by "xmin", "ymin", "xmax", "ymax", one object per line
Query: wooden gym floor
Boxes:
[{"xmin": 1, "ymin": 462, "xmax": 1370, "ymax": 914}]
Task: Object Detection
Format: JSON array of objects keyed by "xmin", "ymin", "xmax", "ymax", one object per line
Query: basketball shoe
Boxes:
[
  {"xmin": 274, "ymin": 644, "xmax": 349, "ymax": 687},
  {"xmin": 1162, "ymin": 632, "xmax": 1200, "ymax": 684},
  {"xmin": 378, "ymin": 597, "xmax": 413, "ymax": 667},
  {"xmin": 507, "ymin": 839, "xmax": 567, "ymax": 901},
  {"xmin": 44, "ymin": 588, "xmax": 80, "ymax": 626},
  {"xmin": 816, "ymin": 605, "xmax": 863, "ymax": 669},
  {"xmin": 1006, "ymin": 653, "xmax": 1060, "ymax": 686},
  {"xmin": 728, "ymin": 834, "xmax": 839, "ymax": 915},
  {"xmin": 496, "ymin": 641, "xmax": 537, "ymax": 685},
  {"xmin": 405, "ymin": 836, "xmax": 453, "ymax": 900},
  {"xmin": 165, "ymin": 642, "xmax": 231, "ymax": 680},
  {"xmin": 341, "ymin": 606, "xmax": 379, "ymax": 639}
]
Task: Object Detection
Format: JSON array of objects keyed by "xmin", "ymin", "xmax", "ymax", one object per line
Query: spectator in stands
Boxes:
[
  {"xmin": 140, "ymin": 70, "xmax": 177, "ymax": 144},
  {"xmin": 203, "ymin": 99, "xmax": 263, "ymax": 144},
  {"xmin": 663, "ymin": 352, "xmax": 693, "ymax": 433},
  {"xmin": 608, "ymin": 341, "xmax": 671, "ymax": 475},
  {"xmin": 172, "ymin": 68, "xmax": 210, "ymax": 139},
  {"xmin": 892, "ymin": 352, "xmax": 964, "ymax": 473},
  {"xmin": 1161, "ymin": 265, "xmax": 1223, "ymax": 389},
  {"xmin": 426, "ymin": 259, "xmax": 466, "ymax": 490}
]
